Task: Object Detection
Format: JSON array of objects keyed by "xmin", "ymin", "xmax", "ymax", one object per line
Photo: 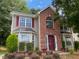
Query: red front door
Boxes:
[{"xmin": 48, "ymin": 35, "xmax": 55, "ymax": 50}]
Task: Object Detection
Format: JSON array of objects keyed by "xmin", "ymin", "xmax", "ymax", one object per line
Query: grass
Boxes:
[
  {"xmin": 0, "ymin": 46, "xmax": 7, "ymax": 55},
  {"xmin": 0, "ymin": 51, "xmax": 7, "ymax": 55}
]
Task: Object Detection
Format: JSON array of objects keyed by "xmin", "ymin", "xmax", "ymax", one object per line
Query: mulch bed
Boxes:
[
  {"xmin": 3, "ymin": 51, "xmax": 79, "ymax": 59},
  {"xmin": 3, "ymin": 51, "xmax": 58, "ymax": 59}
]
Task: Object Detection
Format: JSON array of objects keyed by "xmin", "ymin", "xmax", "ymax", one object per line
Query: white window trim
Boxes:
[
  {"xmin": 54, "ymin": 35, "xmax": 58, "ymax": 51},
  {"xmin": 46, "ymin": 35, "xmax": 58, "ymax": 51},
  {"xmin": 18, "ymin": 33, "xmax": 32, "ymax": 43},
  {"xmin": 46, "ymin": 18, "xmax": 54, "ymax": 28},
  {"xmin": 19, "ymin": 16, "xmax": 32, "ymax": 28},
  {"xmin": 25, "ymin": 17, "xmax": 32, "ymax": 28},
  {"xmin": 46, "ymin": 34, "xmax": 49, "ymax": 51},
  {"xmin": 19, "ymin": 16, "xmax": 25, "ymax": 27}
]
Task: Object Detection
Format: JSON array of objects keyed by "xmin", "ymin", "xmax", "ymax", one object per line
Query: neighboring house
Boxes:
[
  {"xmin": 11, "ymin": 6, "xmax": 62, "ymax": 51},
  {"xmin": 60, "ymin": 25, "xmax": 74, "ymax": 49},
  {"xmin": 61, "ymin": 25, "xmax": 79, "ymax": 50}
]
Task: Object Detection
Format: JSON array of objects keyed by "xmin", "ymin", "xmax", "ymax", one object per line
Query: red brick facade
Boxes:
[{"xmin": 39, "ymin": 7, "xmax": 62, "ymax": 51}]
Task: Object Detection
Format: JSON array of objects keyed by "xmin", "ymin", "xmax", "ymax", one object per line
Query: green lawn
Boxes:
[
  {"xmin": 0, "ymin": 46, "xmax": 7, "ymax": 55},
  {"xmin": 0, "ymin": 51, "xmax": 7, "ymax": 55}
]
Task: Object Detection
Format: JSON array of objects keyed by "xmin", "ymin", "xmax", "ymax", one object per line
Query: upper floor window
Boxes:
[
  {"xmin": 46, "ymin": 17, "xmax": 53, "ymax": 28},
  {"xmin": 20, "ymin": 17, "xmax": 25, "ymax": 27},
  {"xmin": 25, "ymin": 18, "xmax": 32, "ymax": 28},
  {"xmin": 19, "ymin": 16, "xmax": 32, "ymax": 28}
]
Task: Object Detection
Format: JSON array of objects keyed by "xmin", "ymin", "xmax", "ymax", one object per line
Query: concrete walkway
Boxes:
[{"xmin": 0, "ymin": 54, "xmax": 5, "ymax": 59}]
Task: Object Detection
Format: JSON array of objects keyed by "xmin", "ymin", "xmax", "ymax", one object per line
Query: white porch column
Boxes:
[
  {"xmin": 18, "ymin": 32, "xmax": 20, "ymax": 52},
  {"xmin": 46, "ymin": 35, "xmax": 49, "ymax": 51},
  {"xmin": 34, "ymin": 34, "xmax": 38, "ymax": 50},
  {"xmin": 55, "ymin": 35, "xmax": 58, "ymax": 51},
  {"xmin": 34, "ymin": 34, "xmax": 36, "ymax": 50}
]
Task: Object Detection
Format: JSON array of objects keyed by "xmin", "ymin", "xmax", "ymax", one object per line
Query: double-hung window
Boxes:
[
  {"xmin": 19, "ymin": 16, "xmax": 32, "ymax": 28},
  {"xmin": 25, "ymin": 18, "xmax": 32, "ymax": 28},
  {"xmin": 46, "ymin": 17, "xmax": 53, "ymax": 28},
  {"xmin": 19, "ymin": 16, "xmax": 25, "ymax": 27}
]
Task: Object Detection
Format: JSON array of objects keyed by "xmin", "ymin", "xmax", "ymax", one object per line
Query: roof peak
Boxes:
[{"xmin": 37, "ymin": 5, "xmax": 56, "ymax": 14}]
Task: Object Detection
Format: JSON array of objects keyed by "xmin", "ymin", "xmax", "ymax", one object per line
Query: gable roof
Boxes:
[{"xmin": 37, "ymin": 5, "xmax": 56, "ymax": 14}]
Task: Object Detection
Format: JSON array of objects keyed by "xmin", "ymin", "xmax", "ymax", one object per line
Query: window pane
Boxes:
[
  {"xmin": 19, "ymin": 17, "xmax": 32, "ymax": 28},
  {"xmin": 46, "ymin": 20, "xmax": 53, "ymax": 28},
  {"xmin": 66, "ymin": 41, "xmax": 71, "ymax": 46},
  {"xmin": 46, "ymin": 17, "xmax": 53, "ymax": 28},
  {"xmin": 26, "ymin": 18, "xmax": 32, "ymax": 28},
  {"xmin": 20, "ymin": 16, "xmax": 25, "ymax": 27},
  {"xmin": 19, "ymin": 34, "xmax": 32, "ymax": 43}
]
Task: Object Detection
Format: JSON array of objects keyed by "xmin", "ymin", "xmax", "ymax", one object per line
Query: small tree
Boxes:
[
  {"xmin": 6, "ymin": 34, "xmax": 18, "ymax": 52},
  {"xmin": 74, "ymin": 41, "xmax": 79, "ymax": 51}
]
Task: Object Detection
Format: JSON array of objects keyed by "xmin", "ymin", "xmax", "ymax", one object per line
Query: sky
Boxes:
[{"xmin": 26, "ymin": 0, "xmax": 52, "ymax": 9}]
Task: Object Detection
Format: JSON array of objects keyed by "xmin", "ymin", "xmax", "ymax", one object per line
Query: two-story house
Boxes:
[{"xmin": 11, "ymin": 6, "xmax": 62, "ymax": 51}]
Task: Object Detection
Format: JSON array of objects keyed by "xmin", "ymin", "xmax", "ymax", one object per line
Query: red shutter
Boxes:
[
  {"xmin": 16, "ymin": 16, "xmax": 19, "ymax": 27},
  {"xmin": 32, "ymin": 18, "xmax": 34, "ymax": 28}
]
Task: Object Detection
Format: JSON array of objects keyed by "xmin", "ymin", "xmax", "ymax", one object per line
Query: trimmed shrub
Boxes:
[
  {"xmin": 46, "ymin": 51, "xmax": 53, "ymax": 55},
  {"xmin": 30, "ymin": 53, "xmax": 40, "ymax": 59},
  {"xmin": 53, "ymin": 53, "xmax": 60, "ymax": 59},
  {"xmin": 6, "ymin": 34, "xmax": 18, "ymax": 52},
  {"xmin": 74, "ymin": 41, "xmax": 79, "ymax": 51},
  {"xmin": 3, "ymin": 53, "xmax": 15, "ymax": 59},
  {"xmin": 35, "ymin": 47, "xmax": 39, "ymax": 52},
  {"xmin": 27, "ymin": 43, "xmax": 34, "ymax": 51},
  {"xmin": 15, "ymin": 54, "xmax": 24, "ymax": 59},
  {"xmin": 19, "ymin": 42, "xmax": 25, "ymax": 51},
  {"xmin": 28, "ymin": 51, "xmax": 33, "ymax": 55},
  {"xmin": 36, "ymin": 51, "xmax": 42, "ymax": 56},
  {"xmin": 62, "ymin": 41, "xmax": 65, "ymax": 49},
  {"xmin": 43, "ymin": 55, "xmax": 52, "ymax": 59},
  {"xmin": 69, "ymin": 48, "xmax": 74, "ymax": 54}
]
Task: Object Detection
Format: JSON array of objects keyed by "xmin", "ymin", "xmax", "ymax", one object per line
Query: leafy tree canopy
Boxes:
[
  {"xmin": 0, "ymin": 0, "xmax": 30, "ymax": 45},
  {"xmin": 52, "ymin": 0, "xmax": 79, "ymax": 33},
  {"xmin": 30, "ymin": 8, "xmax": 40, "ymax": 14}
]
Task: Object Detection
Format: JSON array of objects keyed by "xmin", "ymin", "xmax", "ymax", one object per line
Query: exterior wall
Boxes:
[
  {"xmin": 34, "ymin": 17, "xmax": 39, "ymax": 48},
  {"xmin": 11, "ymin": 12, "xmax": 36, "ymax": 34},
  {"xmin": 39, "ymin": 7, "xmax": 62, "ymax": 50},
  {"xmin": 11, "ymin": 12, "xmax": 39, "ymax": 51},
  {"xmin": 11, "ymin": 15, "xmax": 17, "ymax": 33},
  {"xmin": 72, "ymin": 33, "xmax": 79, "ymax": 41},
  {"xmin": 62, "ymin": 33, "xmax": 73, "ymax": 49}
]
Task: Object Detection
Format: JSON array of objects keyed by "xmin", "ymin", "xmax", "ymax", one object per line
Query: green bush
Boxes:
[
  {"xmin": 62, "ymin": 41, "xmax": 65, "ymax": 49},
  {"xmin": 69, "ymin": 48, "xmax": 74, "ymax": 54},
  {"xmin": 74, "ymin": 41, "xmax": 79, "ymax": 51},
  {"xmin": 53, "ymin": 53, "xmax": 60, "ymax": 59},
  {"xmin": 31, "ymin": 53, "xmax": 40, "ymax": 59},
  {"xmin": 43, "ymin": 55, "xmax": 52, "ymax": 59},
  {"xmin": 35, "ymin": 47, "xmax": 39, "ymax": 52},
  {"xmin": 27, "ymin": 43, "xmax": 34, "ymax": 51},
  {"xmin": 6, "ymin": 34, "xmax": 18, "ymax": 52},
  {"xmin": 19, "ymin": 42, "xmax": 25, "ymax": 51},
  {"xmin": 36, "ymin": 51, "xmax": 42, "ymax": 56}
]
